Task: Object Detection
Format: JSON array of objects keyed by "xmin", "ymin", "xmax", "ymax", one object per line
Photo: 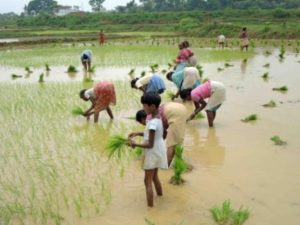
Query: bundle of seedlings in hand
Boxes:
[
  {"xmin": 263, "ymin": 63, "xmax": 270, "ymax": 68},
  {"xmin": 106, "ymin": 135, "xmax": 128, "ymax": 159},
  {"xmin": 272, "ymin": 86, "xmax": 288, "ymax": 92},
  {"xmin": 196, "ymin": 64, "xmax": 204, "ymax": 78},
  {"xmin": 170, "ymin": 145, "xmax": 187, "ymax": 185},
  {"xmin": 71, "ymin": 106, "xmax": 84, "ymax": 116},
  {"xmin": 166, "ymin": 90, "xmax": 176, "ymax": 100},
  {"xmin": 133, "ymin": 147, "xmax": 143, "ymax": 159},
  {"xmin": 128, "ymin": 68, "xmax": 135, "ymax": 78},
  {"xmin": 195, "ymin": 112, "xmax": 205, "ymax": 120},
  {"xmin": 67, "ymin": 65, "xmax": 78, "ymax": 73},
  {"xmin": 262, "ymin": 100, "xmax": 276, "ymax": 108},
  {"xmin": 140, "ymin": 71, "xmax": 146, "ymax": 77},
  {"xmin": 270, "ymin": 136, "xmax": 287, "ymax": 146},
  {"xmin": 45, "ymin": 63, "xmax": 51, "ymax": 71},
  {"xmin": 261, "ymin": 72, "xmax": 269, "ymax": 80},
  {"xmin": 11, "ymin": 74, "xmax": 22, "ymax": 79},
  {"xmin": 150, "ymin": 64, "xmax": 159, "ymax": 72},
  {"xmin": 241, "ymin": 114, "xmax": 257, "ymax": 122},
  {"xmin": 88, "ymin": 65, "xmax": 96, "ymax": 73},
  {"xmin": 38, "ymin": 73, "xmax": 44, "ymax": 83},
  {"xmin": 25, "ymin": 66, "xmax": 33, "ymax": 73}
]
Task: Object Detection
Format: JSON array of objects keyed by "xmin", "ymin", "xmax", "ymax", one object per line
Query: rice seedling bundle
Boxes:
[
  {"xmin": 71, "ymin": 106, "xmax": 84, "ymax": 116},
  {"xmin": 272, "ymin": 86, "xmax": 288, "ymax": 92},
  {"xmin": 128, "ymin": 68, "xmax": 135, "ymax": 78},
  {"xmin": 263, "ymin": 63, "xmax": 270, "ymax": 68},
  {"xmin": 262, "ymin": 100, "xmax": 276, "ymax": 108},
  {"xmin": 264, "ymin": 50, "xmax": 272, "ymax": 56},
  {"xmin": 140, "ymin": 71, "xmax": 146, "ymax": 77},
  {"xmin": 195, "ymin": 112, "xmax": 205, "ymax": 120},
  {"xmin": 243, "ymin": 58, "xmax": 247, "ymax": 63},
  {"xmin": 88, "ymin": 65, "xmax": 96, "ymax": 73},
  {"xmin": 25, "ymin": 66, "xmax": 33, "ymax": 73},
  {"xmin": 241, "ymin": 114, "xmax": 257, "ymax": 122},
  {"xmin": 106, "ymin": 135, "xmax": 128, "ymax": 159},
  {"xmin": 165, "ymin": 90, "xmax": 176, "ymax": 100},
  {"xmin": 224, "ymin": 63, "xmax": 234, "ymax": 67},
  {"xmin": 45, "ymin": 63, "xmax": 51, "ymax": 71},
  {"xmin": 11, "ymin": 74, "xmax": 22, "ymax": 79},
  {"xmin": 170, "ymin": 145, "xmax": 186, "ymax": 185},
  {"xmin": 217, "ymin": 67, "xmax": 224, "ymax": 72},
  {"xmin": 231, "ymin": 208, "xmax": 250, "ymax": 225},
  {"xmin": 196, "ymin": 64, "xmax": 204, "ymax": 77},
  {"xmin": 270, "ymin": 136, "xmax": 287, "ymax": 146},
  {"xmin": 67, "ymin": 65, "xmax": 78, "ymax": 73},
  {"xmin": 38, "ymin": 73, "xmax": 44, "ymax": 83},
  {"xmin": 150, "ymin": 64, "xmax": 159, "ymax": 72},
  {"xmin": 261, "ymin": 72, "xmax": 269, "ymax": 80}
]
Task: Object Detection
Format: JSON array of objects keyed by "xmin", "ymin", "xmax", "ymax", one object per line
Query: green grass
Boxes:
[
  {"xmin": 262, "ymin": 100, "xmax": 276, "ymax": 108},
  {"xmin": 71, "ymin": 105, "xmax": 84, "ymax": 116},
  {"xmin": 241, "ymin": 114, "xmax": 257, "ymax": 122},
  {"xmin": 270, "ymin": 136, "xmax": 287, "ymax": 146},
  {"xmin": 272, "ymin": 86, "xmax": 288, "ymax": 92},
  {"xmin": 106, "ymin": 135, "xmax": 128, "ymax": 159}
]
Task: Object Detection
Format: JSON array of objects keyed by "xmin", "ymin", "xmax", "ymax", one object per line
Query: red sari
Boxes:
[{"xmin": 93, "ymin": 81, "xmax": 116, "ymax": 112}]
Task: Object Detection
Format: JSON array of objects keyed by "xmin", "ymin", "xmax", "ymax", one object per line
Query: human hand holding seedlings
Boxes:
[{"xmin": 128, "ymin": 132, "xmax": 143, "ymax": 139}]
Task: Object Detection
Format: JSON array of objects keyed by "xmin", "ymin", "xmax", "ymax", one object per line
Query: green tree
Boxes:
[
  {"xmin": 27, "ymin": 0, "xmax": 58, "ymax": 15},
  {"xmin": 89, "ymin": 0, "xmax": 105, "ymax": 12}
]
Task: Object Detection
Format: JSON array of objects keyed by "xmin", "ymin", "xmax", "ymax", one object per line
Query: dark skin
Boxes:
[
  {"xmin": 186, "ymin": 95, "xmax": 216, "ymax": 127},
  {"xmin": 127, "ymin": 104, "xmax": 163, "ymax": 207},
  {"xmin": 82, "ymin": 60, "xmax": 91, "ymax": 72},
  {"xmin": 80, "ymin": 95, "xmax": 113, "ymax": 123}
]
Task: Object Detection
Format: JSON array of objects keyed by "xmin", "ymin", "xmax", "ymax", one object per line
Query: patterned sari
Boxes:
[{"xmin": 93, "ymin": 81, "xmax": 116, "ymax": 112}]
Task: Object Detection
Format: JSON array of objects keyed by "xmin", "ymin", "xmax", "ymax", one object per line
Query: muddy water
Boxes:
[{"xmin": 1, "ymin": 49, "xmax": 300, "ymax": 225}]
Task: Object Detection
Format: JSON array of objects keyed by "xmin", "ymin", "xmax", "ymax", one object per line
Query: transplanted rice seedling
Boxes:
[
  {"xmin": 170, "ymin": 145, "xmax": 187, "ymax": 185},
  {"xmin": 140, "ymin": 71, "xmax": 146, "ymax": 77},
  {"xmin": 217, "ymin": 67, "xmax": 224, "ymax": 72},
  {"xmin": 128, "ymin": 68, "xmax": 135, "ymax": 78},
  {"xmin": 224, "ymin": 62, "xmax": 234, "ymax": 67},
  {"xmin": 11, "ymin": 74, "xmax": 22, "ymax": 79},
  {"xmin": 45, "ymin": 63, "xmax": 51, "ymax": 71},
  {"xmin": 195, "ymin": 112, "xmax": 205, "ymax": 120},
  {"xmin": 165, "ymin": 90, "xmax": 176, "ymax": 100},
  {"xmin": 261, "ymin": 72, "xmax": 269, "ymax": 80},
  {"xmin": 150, "ymin": 64, "xmax": 159, "ymax": 72},
  {"xmin": 270, "ymin": 136, "xmax": 287, "ymax": 146},
  {"xmin": 161, "ymin": 69, "xmax": 167, "ymax": 74},
  {"xmin": 196, "ymin": 64, "xmax": 204, "ymax": 78},
  {"xmin": 272, "ymin": 86, "xmax": 288, "ymax": 92},
  {"xmin": 210, "ymin": 200, "xmax": 233, "ymax": 225},
  {"xmin": 262, "ymin": 100, "xmax": 276, "ymax": 108},
  {"xmin": 25, "ymin": 66, "xmax": 33, "ymax": 73},
  {"xmin": 264, "ymin": 50, "xmax": 272, "ymax": 56},
  {"xmin": 106, "ymin": 135, "xmax": 128, "ymax": 159},
  {"xmin": 38, "ymin": 73, "xmax": 45, "ymax": 83},
  {"xmin": 67, "ymin": 65, "xmax": 78, "ymax": 73},
  {"xmin": 263, "ymin": 63, "xmax": 270, "ymax": 68},
  {"xmin": 145, "ymin": 218, "xmax": 155, "ymax": 225},
  {"xmin": 231, "ymin": 208, "xmax": 250, "ymax": 225},
  {"xmin": 241, "ymin": 114, "xmax": 257, "ymax": 122},
  {"xmin": 71, "ymin": 105, "xmax": 84, "ymax": 116},
  {"xmin": 279, "ymin": 45, "xmax": 285, "ymax": 60}
]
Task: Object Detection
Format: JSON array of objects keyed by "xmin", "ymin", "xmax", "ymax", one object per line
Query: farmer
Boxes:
[
  {"xmin": 80, "ymin": 49, "xmax": 92, "ymax": 71},
  {"xmin": 217, "ymin": 34, "xmax": 226, "ymax": 49},
  {"xmin": 179, "ymin": 80, "xmax": 226, "ymax": 127},
  {"xmin": 131, "ymin": 73, "xmax": 166, "ymax": 95},
  {"xmin": 166, "ymin": 66, "xmax": 201, "ymax": 100},
  {"xmin": 79, "ymin": 81, "xmax": 116, "ymax": 123},
  {"xmin": 135, "ymin": 101, "xmax": 187, "ymax": 167},
  {"xmin": 127, "ymin": 94, "xmax": 168, "ymax": 207},
  {"xmin": 98, "ymin": 31, "xmax": 105, "ymax": 45},
  {"xmin": 239, "ymin": 27, "xmax": 249, "ymax": 51},
  {"xmin": 182, "ymin": 40, "xmax": 197, "ymax": 66}
]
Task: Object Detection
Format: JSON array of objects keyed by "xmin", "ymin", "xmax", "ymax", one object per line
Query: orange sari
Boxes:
[{"xmin": 93, "ymin": 82, "xmax": 116, "ymax": 112}]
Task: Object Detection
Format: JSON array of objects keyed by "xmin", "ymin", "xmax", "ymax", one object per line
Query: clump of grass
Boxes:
[
  {"xmin": 210, "ymin": 200, "xmax": 250, "ymax": 225},
  {"xmin": 272, "ymin": 86, "xmax": 288, "ymax": 92},
  {"xmin": 261, "ymin": 72, "xmax": 269, "ymax": 80},
  {"xmin": 150, "ymin": 64, "xmax": 159, "ymax": 72},
  {"xmin": 270, "ymin": 136, "xmax": 287, "ymax": 146},
  {"xmin": 165, "ymin": 90, "xmax": 176, "ymax": 100},
  {"xmin": 196, "ymin": 64, "xmax": 204, "ymax": 78},
  {"xmin": 170, "ymin": 145, "xmax": 187, "ymax": 185},
  {"xmin": 45, "ymin": 63, "xmax": 51, "ymax": 71},
  {"xmin": 195, "ymin": 112, "xmax": 205, "ymax": 120},
  {"xmin": 217, "ymin": 67, "xmax": 224, "ymax": 72},
  {"xmin": 25, "ymin": 66, "xmax": 33, "ymax": 73},
  {"xmin": 11, "ymin": 74, "xmax": 22, "ymax": 79},
  {"xmin": 67, "ymin": 65, "xmax": 78, "ymax": 73},
  {"xmin": 263, "ymin": 63, "xmax": 270, "ymax": 68},
  {"xmin": 71, "ymin": 106, "xmax": 84, "ymax": 116},
  {"xmin": 241, "ymin": 114, "xmax": 257, "ymax": 122},
  {"xmin": 38, "ymin": 73, "xmax": 44, "ymax": 83},
  {"xmin": 262, "ymin": 100, "xmax": 276, "ymax": 108},
  {"xmin": 88, "ymin": 65, "xmax": 96, "ymax": 73},
  {"xmin": 106, "ymin": 135, "xmax": 128, "ymax": 159},
  {"xmin": 140, "ymin": 71, "xmax": 146, "ymax": 77},
  {"xmin": 224, "ymin": 62, "xmax": 234, "ymax": 67}
]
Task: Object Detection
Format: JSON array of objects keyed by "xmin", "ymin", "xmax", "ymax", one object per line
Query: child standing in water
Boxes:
[{"xmin": 127, "ymin": 94, "xmax": 168, "ymax": 207}]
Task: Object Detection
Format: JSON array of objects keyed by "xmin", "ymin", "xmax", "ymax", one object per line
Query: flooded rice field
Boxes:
[{"xmin": 0, "ymin": 42, "xmax": 299, "ymax": 225}]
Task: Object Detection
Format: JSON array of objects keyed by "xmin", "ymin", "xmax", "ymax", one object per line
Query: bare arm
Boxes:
[
  {"xmin": 187, "ymin": 97, "xmax": 207, "ymax": 122},
  {"xmin": 129, "ymin": 130, "xmax": 155, "ymax": 149},
  {"xmin": 83, "ymin": 98, "xmax": 95, "ymax": 116}
]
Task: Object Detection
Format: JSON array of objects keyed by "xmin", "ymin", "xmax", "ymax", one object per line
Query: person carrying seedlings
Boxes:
[
  {"xmin": 166, "ymin": 66, "xmax": 201, "ymax": 100},
  {"xmin": 79, "ymin": 81, "xmax": 116, "ymax": 123},
  {"xmin": 239, "ymin": 27, "xmax": 249, "ymax": 51},
  {"xmin": 127, "ymin": 94, "xmax": 168, "ymax": 207},
  {"xmin": 80, "ymin": 49, "xmax": 92, "ymax": 71},
  {"xmin": 135, "ymin": 101, "xmax": 187, "ymax": 167},
  {"xmin": 179, "ymin": 80, "xmax": 226, "ymax": 127},
  {"xmin": 131, "ymin": 73, "xmax": 166, "ymax": 95}
]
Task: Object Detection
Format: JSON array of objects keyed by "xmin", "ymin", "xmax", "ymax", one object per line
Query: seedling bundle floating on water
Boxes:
[
  {"xmin": 11, "ymin": 74, "xmax": 22, "ymax": 79},
  {"xmin": 272, "ymin": 86, "xmax": 288, "ymax": 92},
  {"xmin": 106, "ymin": 135, "xmax": 128, "ymax": 159},
  {"xmin": 170, "ymin": 145, "xmax": 187, "ymax": 185},
  {"xmin": 270, "ymin": 136, "xmax": 287, "ymax": 146},
  {"xmin": 71, "ymin": 106, "xmax": 84, "ymax": 116},
  {"xmin": 67, "ymin": 65, "xmax": 78, "ymax": 73},
  {"xmin": 241, "ymin": 114, "xmax": 257, "ymax": 122},
  {"xmin": 262, "ymin": 100, "xmax": 276, "ymax": 108}
]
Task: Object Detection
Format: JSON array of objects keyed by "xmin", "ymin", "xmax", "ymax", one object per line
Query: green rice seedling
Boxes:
[
  {"xmin": 241, "ymin": 114, "xmax": 257, "ymax": 122},
  {"xmin": 25, "ymin": 66, "xmax": 33, "ymax": 73},
  {"xmin": 224, "ymin": 63, "xmax": 234, "ymax": 67},
  {"xmin": 106, "ymin": 135, "xmax": 128, "ymax": 159},
  {"xmin": 67, "ymin": 65, "xmax": 78, "ymax": 73},
  {"xmin": 243, "ymin": 58, "xmax": 247, "ymax": 63},
  {"xmin": 133, "ymin": 147, "xmax": 143, "ymax": 159},
  {"xmin": 145, "ymin": 218, "xmax": 155, "ymax": 225},
  {"xmin": 261, "ymin": 72, "xmax": 269, "ymax": 80},
  {"xmin": 150, "ymin": 64, "xmax": 159, "ymax": 72},
  {"xmin": 83, "ymin": 77, "xmax": 93, "ymax": 83},
  {"xmin": 45, "ymin": 63, "xmax": 51, "ymax": 71},
  {"xmin": 140, "ymin": 71, "xmax": 146, "ymax": 77},
  {"xmin": 231, "ymin": 208, "xmax": 250, "ymax": 225},
  {"xmin": 128, "ymin": 68, "xmax": 135, "ymax": 78},
  {"xmin": 279, "ymin": 45, "xmax": 285, "ymax": 59},
  {"xmin": 262, "ymin": 100, "xmax": 276, "ymax": 108},
  {"xmin": 210, "ymin": 200, "xmax": 233, "ymax": 224},
  {"xmin": 196, "ymin": 64, "xmax": 204, "ymax": 78},
  {"xmin": 11, "ymin": 74, "xmax": 22, "ymax": 79},
  {"xmin": 170, "ymin": 145, "xmax": 187, "ymax": 185},
  {"xmin": 263, "ymin": 63, "xmax": 270, "ymax": 68},
  {"xmin": 71, "ymin": 106, "xmax": 84, "ymax": 116},
  {"xmin": 161, "ymin": 69, "xmax": 167, "ymax": 74},
  {"xmin": 88, "ymin": 65, "xmax": 96, "ymax": 73},
  {"xmin": 270, "ymin": 136, "xmax": 287, "ymax": 146},
  {"xmin": 165, "ymin": 90, "xmax": 176, "ymax": 100},
  {"xmin": 168, "ymin": 63, "xmax": 173, "ymax": 69},
  {"xmin": 264, "ymin": 50, "xmax": 272, "ymax": 56},
  {"xmin": 195, "ymin": 112, "xmax": 205, "ymax": 120},
  {"xmin": 217, "ymin": 67, "xmax": 224, "ymax": 72},
  {"xmin": 272, "ymin": 86, "xmax": 288, "ymax": 92},
  {"xmin": 38, "ymin": 73, "xmax": 45, "ymax": 83}
]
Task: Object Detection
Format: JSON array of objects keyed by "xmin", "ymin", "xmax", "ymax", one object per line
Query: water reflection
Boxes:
[{"xmin": 240, "ymin": 59, "xmax": 247, "ymax": 75}]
